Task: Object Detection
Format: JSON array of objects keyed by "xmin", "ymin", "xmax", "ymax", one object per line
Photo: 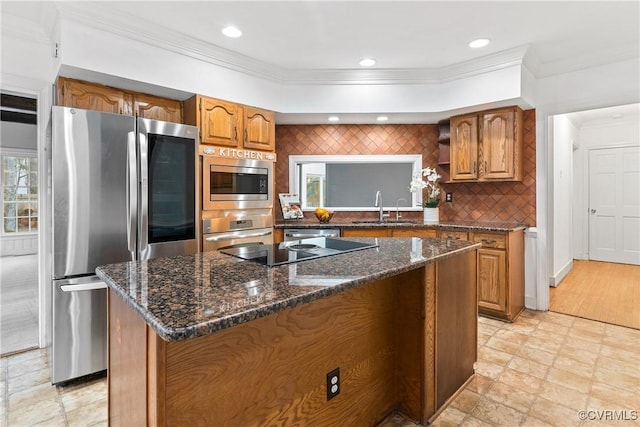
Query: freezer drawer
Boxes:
[{"xmin": 52, "ymin": 276, "xmax": 107, "ymax": 384}]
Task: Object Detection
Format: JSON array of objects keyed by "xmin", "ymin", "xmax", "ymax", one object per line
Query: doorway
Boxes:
[{"xmin": 0, "ymin": 92, "xmax": 40, "ymax": 355}]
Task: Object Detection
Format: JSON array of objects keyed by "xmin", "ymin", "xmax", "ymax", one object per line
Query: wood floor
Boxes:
[{"xmin": 550, "ymin": 259, "xmax": 640, "ymax": 330}]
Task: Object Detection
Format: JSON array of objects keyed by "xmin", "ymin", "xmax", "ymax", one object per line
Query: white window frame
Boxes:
[{"xmin": 1, "ymin": 147, "xmax": 39, "ymax": 236}]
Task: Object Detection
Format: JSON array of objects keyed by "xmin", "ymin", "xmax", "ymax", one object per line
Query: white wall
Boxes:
[{"xmin": 550, "ymin": 115, "xmax": 578, "ymax": 286}]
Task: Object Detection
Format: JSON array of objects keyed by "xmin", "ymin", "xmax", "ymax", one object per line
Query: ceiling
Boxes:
[{"xmin": 2, "ymin": 1, "xmax": 639, "ymax": 124}]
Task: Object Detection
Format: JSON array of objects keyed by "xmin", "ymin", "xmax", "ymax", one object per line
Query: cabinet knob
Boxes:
[{"xmin": 590, "ymin": 209, "xmax": 596, "ymax": 214}]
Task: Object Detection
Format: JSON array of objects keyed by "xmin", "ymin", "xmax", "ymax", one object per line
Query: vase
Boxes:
[{"xmin": 423, "ymin": 207, "xmax": 439, "ymax": 224}]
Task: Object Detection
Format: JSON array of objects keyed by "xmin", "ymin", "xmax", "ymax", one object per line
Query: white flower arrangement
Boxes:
[{"xmin": 409, "ymin": 167, "xmax": 442, "ymax": 207}]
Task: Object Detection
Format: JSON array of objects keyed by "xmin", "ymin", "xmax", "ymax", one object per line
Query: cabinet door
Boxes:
[
  {"xmin": 341, "ymin": 228, "xmax": 390, "ymax": 237},
  {"xmin": 243, "ymin": 107, "xmax": 275, "ymax": 151},
  {"xmin": 437, "ymin": 230, "xmax": 468, "ymax": 241},
  {"xmin": 200, "ymin": 97, "xmax": 241, "ymax": 147},
  {"xmin": 477, "ymin": 248, "xmax": 507, "ymax": 313},
  {"xmin": 392, "ymin": 229, "xmax": 436, "ymax": 238},
  {"xmin": 133, "ymin": 94, "xmax": 183, "ymax": 123},
  {"xmin": 450, "ymin": 115, "xmax": 478, "ymax": 180},
  {"xmin": 58, "ymin": 78, "xmax": 127, "ymax": 114},
  {"xmin": 480, "ymin": 109, "xmax": 516, "ymax": 179}
]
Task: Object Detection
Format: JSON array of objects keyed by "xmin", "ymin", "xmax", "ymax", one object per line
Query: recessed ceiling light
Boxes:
[
  {"xmin": 222, "ymin": 26, "xmax": 242, "ymax": 38},
  {"xmin": 359, "ymin": 58, "xmax": 376, "ymax": 67},
  {"xmin": 468, "ymin": 38, "xmax": 490, "ymax": 48},
  {"xmin": 377, "ymin": 116, "xmax": 389, "ymax": 122},
  {"xmin": 328, "ymin": 116, "xmax": 340, "ymax": 122}
]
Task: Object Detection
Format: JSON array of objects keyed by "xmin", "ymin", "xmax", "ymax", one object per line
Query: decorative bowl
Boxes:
[{"xmin": 314, "ymin": 210, "xmax": 334, "ymax": 223}]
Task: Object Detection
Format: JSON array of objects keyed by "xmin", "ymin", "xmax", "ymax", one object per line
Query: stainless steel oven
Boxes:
[
  {"xmin": 203, "ymin": 213, "xmax": 273, "ymax": 251},
  {"xmin": 202, "ymin": 154, "xmax": 273, "ymax": 211}
]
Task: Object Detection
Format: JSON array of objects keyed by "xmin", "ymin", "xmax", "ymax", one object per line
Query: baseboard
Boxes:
[
  {"xmin": 549, "ymin": 259, "xmax": 573, "ymax": 287},
  {"xmin": 525, "ymin": 295, "xmax": 538, "ymax": 310}
]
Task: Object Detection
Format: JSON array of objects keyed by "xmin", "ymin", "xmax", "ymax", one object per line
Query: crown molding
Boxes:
[{"xmin": 54, "ymin": 3, "xmax": 532, "ymax": 86}]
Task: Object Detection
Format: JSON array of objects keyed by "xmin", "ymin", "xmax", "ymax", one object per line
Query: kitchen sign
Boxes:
[{"xmin": 200, "ymin": 146, "xmax": 276, "ymax": 162}]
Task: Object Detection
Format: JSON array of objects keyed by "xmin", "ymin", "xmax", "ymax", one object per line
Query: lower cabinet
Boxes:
[
  {"xmin": 341, "ymin": 228, "xmax": 390, "ymax": 237},
  {"xmin": 470, "ymin": 230, "xmax": 524, "ymax": 321}
]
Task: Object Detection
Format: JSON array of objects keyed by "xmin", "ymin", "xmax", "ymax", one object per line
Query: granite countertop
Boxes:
[
  {"xmin": 275, "ymin": 219, "xmax": 528, "ymax": 232},
  {"xmin": 96, "ymin": 237, "xmax": 480, "ymax": 342}
]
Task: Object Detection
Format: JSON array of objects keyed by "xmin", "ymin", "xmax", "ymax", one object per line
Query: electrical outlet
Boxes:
[
  {"xmin": 326, "ymin": 368, "xmax": 340, "ymax": 401},
  {"xmin": 446, "ymin": 192, "xmax": 453, "ymax": 202}
]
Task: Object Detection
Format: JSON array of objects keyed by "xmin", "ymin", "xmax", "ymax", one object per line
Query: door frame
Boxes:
[{"xmin": 1, "ymin": 74, "xmax": 53, "ymax": 348}]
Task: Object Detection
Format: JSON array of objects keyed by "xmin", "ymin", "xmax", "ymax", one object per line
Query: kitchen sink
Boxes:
[{"xmin": 352, "ymin": 220, "xmax": 416, "ymax": 224}]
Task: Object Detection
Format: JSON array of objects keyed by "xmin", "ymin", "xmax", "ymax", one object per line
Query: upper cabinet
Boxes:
[
  {"xmin": 57, "ymin": 77, "xmax": 130, "ymax": 115},
  {"xmin": 56, "ymin": 77, "xmax": 184, "ymax": 123},
  {"xmin": 243, "ymin": 107, "xmax": 275, "ymax": 151},
  {"xmin": 132, "ymin": 93, "xmax": 183, "ymax": 123},
  {"xmin": 184, "ymin": 95, "xmax": 276, "ymax": 152},
  {"xmin": 449, "ymin": 106, "xmax": 523, "ymax": 182}
]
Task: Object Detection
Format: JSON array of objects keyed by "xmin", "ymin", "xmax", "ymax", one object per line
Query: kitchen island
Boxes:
[{"xmin": 97, "ymin": 237, "xmax": 480, "ymax": 426}]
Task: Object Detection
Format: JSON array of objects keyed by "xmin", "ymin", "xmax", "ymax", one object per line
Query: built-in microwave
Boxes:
[{"xmin": 202, "ymin": 154, "xmax": 274, "ymax": 211}]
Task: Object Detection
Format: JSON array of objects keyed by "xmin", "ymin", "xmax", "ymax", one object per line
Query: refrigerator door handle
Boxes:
[
  {"xmin": 60, "ymin": 281, "xmax": 108, "ymax": 292},
  {"xmin": 139, "ymin": 127, "xmax": 149, "ymax": 255},
  {"xmin": 127, "ymin": 131, "xmax": 137, "ymax": 253}
]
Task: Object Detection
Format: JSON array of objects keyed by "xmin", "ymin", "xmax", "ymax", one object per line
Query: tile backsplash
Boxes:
[{"xmin": 275, "ymin": 109, "xmax": 536, "ymax": 225}]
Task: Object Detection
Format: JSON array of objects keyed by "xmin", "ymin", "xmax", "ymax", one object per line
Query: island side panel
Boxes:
[
  {"xmin": 108, "ymin": 290, "xmax": 148, "ymax": 427},
  {"xmin": 163, "ymin": 276, "xmax": 403, "ymax": 426},
  {"xmin": 435, "ymin": 250, "xmax": 478, "ymax": 410}
]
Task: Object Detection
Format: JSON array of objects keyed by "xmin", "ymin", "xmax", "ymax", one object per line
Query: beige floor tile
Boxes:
[
  {"xmin": 600, "ymin": 344, "xmax": 640, "ymax": 365},
  {"xmin": 477, "ymin": 323, "xmax": 500, "ymax": 336},
  {"xmin": 552, "ymin": 355, "xmax": 595, "ymax": 379},
  {"xmin": 493, "ymin": 329, "xmax": 529, "ymax": 345},
  {"xmin": 524, "ymin": 336, "xmax": 562, "ymax": 354},
  {"xmin": 516, "ymin": 346, "xmax": 556, "ymax": 366},
  {"xmin": 60, "ymin": 377, "xmax": 107, "ymax": 412},
  {"xmin": 567, "ymin": 327, "xmax": 604, "ymax": 344},
  {"xmin": 538, "ymin": 380, "xmax": 589, "ymax": 411},
  {"xmin": 530, "ymin": 328, "xmax": 567, "ymax": 344},
  {"xmin": 485, "ymin": 337, "xmax": 522, "ymax": 355},
  {"xmin": 32, "ymin": 417, "xmax": 67, "ymax": 427},
  {"xmin": 572, "ymin": 318, "xmax": 606, "ymax": 334},
  {"xmin": 459, "ymin": 416, "xmax": 494, "ymax": 427},
  {"xmin": 483, "ymin": 381, "xmax": 536, "ymax": 413},
  {"xmin": 557, "ymin": 344, "xmax": 599, "ymax": 365},
  {"xmin": 500, "ymin": 322, "xmax": 537, "ymax": 335},
  {"xmin": 470, "ymin": 396, "xmax": 526, "ymax": 426},
  {"xmin": 603, "ymin": 324, "xmax": 640, "ymax": 342},
  {"xmin": 7, "ymin": 354, "xmax": 48, "ymax": 380},
  {"xmin": 583, "ymin": 399, "xmax": 640, "ymax": 427},
  {"xmin": 477, "ymin": 347, "xmax": 513, "ymax": 367},
  {"xmin": 8, "ymin": 388, "xmax": 64, "ymax": 426},
  {"xmin": 536, "ymin": 321, "xmax": 570, "ymax": 336},
  {"xmin": 507, "ymin": 356, "xmax": 549, "ymax": 379},
  {"xmin": 521, "ymin": 415, "xmax": 556, "ymax": 427},
  {"xmin": 474, "ymin": 361, "xmax": 504, "ymax": 380},
  {"xmin": 538, "ymin": 311, "xmax": 576, "ymax": 327},
  {"xmin": 545, "ymin": 367, "xmax": 592, "ymax": 394},
  {"xmin": 593, "ymin": 364, "xmax": 640, "ymax": 394},
  {"xmin": 431, "ymin": 406, "xmax": 467, "ymax": 427},
  {"xmin": 7, "ymin": 367, "xmax": 50, "ymax": 395},
  {"xmin": 590, "ymin": 381, "xmax": 640, "ymax": 410},
  {"xmin": 602, "ymin": 334, "xmax": 640, "ymax": 354},
  {"xmin": 65, "ymin": 398, "xmax": 108, "ymax": 426},
  {"xmin": 496, "ymin": 368, "xmax": 543, "ymax": 394},
  {"xmin": 464, "ymin": 375, "xmax": 494, "ymax": 395},
  {"xmin": 450, "ymin": 388, "xmax": 481, "ymax": 413},
  {"xmin": 563, "ymin": 336, "xmax": 602, "ymax": 354},
  {"xmin": 528, "ymin": 397, "xmax": 582, "ymax": 427},
  {"xmin": 478, "ymin": 316, "xmax": 506, "ymax": 328},
  {"xmin": 596, "ymin": 355, "xmax": 640, "ymax": 379}
]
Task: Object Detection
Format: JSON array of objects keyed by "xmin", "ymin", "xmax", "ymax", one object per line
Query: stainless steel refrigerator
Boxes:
[{"xmin": 51, "ymin": 106, "xmax": 198, "ymax": 384}]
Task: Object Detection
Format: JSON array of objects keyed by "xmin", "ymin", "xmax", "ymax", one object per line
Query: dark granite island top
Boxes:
[{"xmin": 96, "ymin": 237, "xmax": 480, "ymax": 342}]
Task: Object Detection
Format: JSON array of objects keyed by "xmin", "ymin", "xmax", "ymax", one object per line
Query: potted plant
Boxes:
[{"xmin": 409, "ymin": 166, "xmax": 441, "ymax": 223}]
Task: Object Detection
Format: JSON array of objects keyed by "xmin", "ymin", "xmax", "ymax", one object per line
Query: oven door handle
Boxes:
[
  {"xmin": 285, "ymin": 233, "xmax": 336, "ymax": 238},
  {"xmin": 205, "ymin": 230, "xmax": 272, "ymax": 242}
]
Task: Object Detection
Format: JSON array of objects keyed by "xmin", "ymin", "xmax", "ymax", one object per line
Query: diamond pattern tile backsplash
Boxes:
[{"xmin": 275, "ymin": 110, "xmax": 536, "ymax": 225}]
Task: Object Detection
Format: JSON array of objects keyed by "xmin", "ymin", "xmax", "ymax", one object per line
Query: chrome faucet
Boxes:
[
  {"xmin": 395, "ymin": 198, "xmax": 407, "ymax": 221},
  {"xmin": 374, "ymin": 190, "xmax": 390, "ymax": 222}
]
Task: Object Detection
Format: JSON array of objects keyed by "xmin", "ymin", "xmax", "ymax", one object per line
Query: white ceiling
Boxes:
[{"xmin": 2, "ymin": 1, "xmax": 639, "ymax": 124}]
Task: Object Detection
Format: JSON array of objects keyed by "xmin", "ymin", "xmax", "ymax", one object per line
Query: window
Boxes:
[{"xmin": 1, "ymin": 152, "xmax": 38, "ymax": 234}]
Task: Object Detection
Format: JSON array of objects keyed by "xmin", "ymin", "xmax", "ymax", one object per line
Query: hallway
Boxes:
[{"xmin": 550, "ymin": 260, "xmax": 640, "ymax": 330}]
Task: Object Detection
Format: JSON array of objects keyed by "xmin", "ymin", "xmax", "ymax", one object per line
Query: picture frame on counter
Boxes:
[{"xmin": 279, "ymin": 193, "xmax": 304, "ymax": 220}]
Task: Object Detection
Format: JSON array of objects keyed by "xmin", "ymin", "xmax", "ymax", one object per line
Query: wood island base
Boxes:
[{"xmin": 107, "ymin": 250, "xmax": 477, "ymax": 426}]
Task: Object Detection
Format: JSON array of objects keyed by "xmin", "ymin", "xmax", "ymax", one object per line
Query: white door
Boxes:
[{"xmin": 589, "ymin": 146, "xmax": 640, "ymax": 265}]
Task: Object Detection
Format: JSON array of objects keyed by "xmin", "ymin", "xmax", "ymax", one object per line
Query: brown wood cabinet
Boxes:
[
  {"xmin": 470, "ymin": 230, "xmax": 524, "ymax": 321},
  {"xmin": 341, "ymin": 228, "xmax": 390, "ymax": 237},
  {"xmin": 437, "ymin": 229, "xmax": 468, "ymax": 241},
  {"xmin": 449, "ymin": 107, "xmax": 523, "ymax": 182},
  {"xmin": 57, "ymin": 77, "xmax": 130, "ymax": 115},
  {"xmin": 184, "ymin": 95, "xmax": 276, "ymax": 152},
  {"xmin": 56, "ymin": 77, "xmax": 184, "ymax": 122},
  {"xmin": 132, "ymin": 93, "xmax": 183, "ymax": 123},
  {"xmin": 392, "ymin": 229, "xmax": 436, "ymax": 238}
]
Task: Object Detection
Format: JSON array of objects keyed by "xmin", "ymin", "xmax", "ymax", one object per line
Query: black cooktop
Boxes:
[{"xmin": 219, "ymin": 237, "xmax": 378, "ymax": 266}]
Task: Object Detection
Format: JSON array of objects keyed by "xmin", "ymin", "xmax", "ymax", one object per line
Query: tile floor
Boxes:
[{"xmin": 2, "ymin": 309, "xmax": 639, "ymax": 426}]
